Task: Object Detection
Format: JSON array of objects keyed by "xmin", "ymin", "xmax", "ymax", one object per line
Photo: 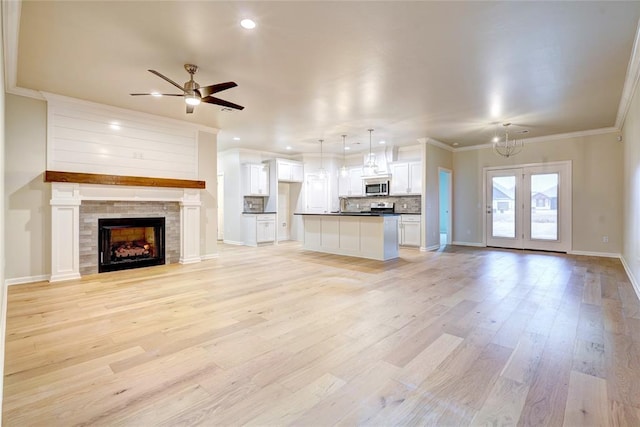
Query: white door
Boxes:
[
  {"xmin": 306, "ymin": 174, "xmax": 328, "ymax": 213},
  {"xmin": 278, "ymin": 183, "xmax": 290, "ymax": 241},
  {"xmin": 485, "ymin": 162, "xmax": 571, "ymax": 252}
]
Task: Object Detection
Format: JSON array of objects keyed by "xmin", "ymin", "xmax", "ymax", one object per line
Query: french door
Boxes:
[{"xmin": 485, "ymin": 162, "xmax": 571, "ymax": 252}]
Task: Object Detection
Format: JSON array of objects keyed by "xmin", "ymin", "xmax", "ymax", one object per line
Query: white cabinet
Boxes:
[
  {"xmin": 338, "ymin": 167, "xmax": 364, "ymax": 197},
  {"xmin": 243, "ymin": 163, "xmax": 269, "ymax": 196},
  {"xmin": 399, "ymin": 214, "xmax": 421, "ymax": 247},
  {"xmin": 390, "ymin": 161, "xmax": 422, "ymax": 195},
  {"xmin": 277, "ymin": 159, "xmax": 303, "ymax": 182},
  {"xmin": 244, "ymin": 214, "xmax": 276, "ymax": 246}
]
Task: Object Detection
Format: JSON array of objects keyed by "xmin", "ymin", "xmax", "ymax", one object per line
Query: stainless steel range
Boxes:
[{"xmin": 367, "ymin": 202, "xmax": 395, "ymax": 214}]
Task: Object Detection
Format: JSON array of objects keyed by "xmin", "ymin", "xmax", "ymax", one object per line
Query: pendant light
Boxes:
[
  {"xmin": 318, "ymin": 139, "xmax": 327, "ymax": 179},
  {"xmin": 363, "ymin": 128, "xmax": 378, "ymax": 175},
  {"xmin": 340, "ymin": 134, "xmax": 348, "ymax": 178}
]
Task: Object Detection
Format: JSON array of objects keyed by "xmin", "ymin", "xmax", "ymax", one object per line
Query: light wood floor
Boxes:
[{"xmin": 3, "ymin": 242, "xmax": 640, "ymax": 426}]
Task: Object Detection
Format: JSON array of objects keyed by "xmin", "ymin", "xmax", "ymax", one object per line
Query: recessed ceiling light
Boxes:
[
  {"xmin": 233, "ymin": 137, "xmax": 241, "ymax": 141},
  {"xmin": 109, "ymin": 121, "xmax": 121, "ymax": 130},
  {"xmin": 379, "ymin": 140, "xmax": 386, "ymax": 145},
  {"xmin": 492, "ymin": 136, "xmax": 499, "ymax": 143},
  {"xmin": 151, "ymin": 92, "xmax": 162, "ymax": 98},
  {"xmin": 286, "ymin": 146, "xmax": 292, "ymax": 150},
  {"xmin": 240, "ymin": 19, "xmax": 256, "ymax": 29},
  {"xmin": 345, "ymin": 146, "xmax": 351, "ymax": 151},
  {"xmin": 453, "ymin": 142, "xmax": 459, "ymax": 146}
]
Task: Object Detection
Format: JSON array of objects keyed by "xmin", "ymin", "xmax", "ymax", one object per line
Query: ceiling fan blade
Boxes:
[
  {"xmin": 186, "ymin": 104, "xmax": 195, "ymax": 114},
  {"xmin": 130, "ymin": 93, "xmax": 184, "ymax": 96},
  {"xmin": 201, "ymin": 96, "xmax": 245, "ymax": 111},
  {"xmin": 196, "ymin": 82, "xmax": 238, "ymax": 98},
  {"xmin": 148, "ymin": 69, "xmax": 186, "ymax": 92}
]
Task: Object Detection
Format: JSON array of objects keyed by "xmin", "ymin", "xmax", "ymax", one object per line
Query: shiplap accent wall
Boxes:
[{"xmin": 44, "ymin": 93, "xmax": 206, "ymax": 180}]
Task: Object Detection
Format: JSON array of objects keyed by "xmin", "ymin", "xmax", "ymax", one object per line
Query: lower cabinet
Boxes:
[
  {"xmin": 399, "ymin": 214, "xmax": 421, "ymax": 247},
  {"xmin": 244, "ymin": 214, "xmax": 276, "ymax": 246}
]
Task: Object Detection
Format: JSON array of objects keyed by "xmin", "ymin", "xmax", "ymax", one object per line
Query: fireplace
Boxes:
[{"xmin": 98, "ymin": 217, "xmax": 166, "ymax": 273}]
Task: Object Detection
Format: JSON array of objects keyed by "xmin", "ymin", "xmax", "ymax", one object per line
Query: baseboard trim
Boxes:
[
  {"xmin": 223, "ymin": 240, "xmax": 244, "ymax": 246},
  {"xmin": 5, "ymin": 274, "xmax": 51, "ymax": 286},
  {"xmin": 179, "ymin": 257, "xmax": 202, "ymax": 265},
  {"xmin": 568, "ymin": 250, "xmax": 621, "ymax": 258},
  {"xmin": 452, "ymin": 241, "xmax": 485, "ymax": 247},
  {"xmin": 620, "ymin": 256, "xmax": 640, "ymax": 302},
  {"xmin": 200, "ymin": 253, "xmax": 219, "ymax": 261},
  {"xmin": 49, "ymin": 273, "xmax": 81, "ymax": 283},
  {"xmin": 420, "ymin": 244, "xmax": 441, "ymax": 252}
]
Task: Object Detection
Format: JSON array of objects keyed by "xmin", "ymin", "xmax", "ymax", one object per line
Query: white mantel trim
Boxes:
[{"xmin": 49, "ymin": 183, "xmax": 202, "ymax": 282}]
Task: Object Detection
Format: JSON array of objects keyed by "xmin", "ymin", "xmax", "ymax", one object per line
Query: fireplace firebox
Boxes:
[{"xmin": 98, "ymin": 217, "xmax": 165, "ymax": 273}]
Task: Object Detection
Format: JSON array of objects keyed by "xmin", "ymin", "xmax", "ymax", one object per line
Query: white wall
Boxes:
[
  {"xmin": 219, "ymin": 150, "xmax": 243, "ymax": 244},
  {"xmin": 423, "ymin": 143, "xmax": 453, "ymax": 249},
  {"xmin": 198, "ymin": 131, "xmax": 218, "ymax": 258},
  {"xmin": 0, "ymin": 3, "xmax": 7, "ymax": 418},
  {"xmin": 453, "ymin": 132, "xmax": 623, "ymax": 254},
  {"xmin": 622, "ymin": 73, "xmax": 640, "ymax": 296},
  {"xmin": 5, "ymin": 94, "xmax": 50, "ymax": 281}
]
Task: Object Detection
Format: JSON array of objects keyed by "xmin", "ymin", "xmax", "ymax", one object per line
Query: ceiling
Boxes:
[{"xmin": 10, "ymin": 1, "xmax": 640, "ymax": 155}]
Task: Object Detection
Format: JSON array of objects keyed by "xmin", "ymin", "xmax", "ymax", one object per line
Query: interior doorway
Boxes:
[
  {"xmin": 217, "ymin": 174, "xmax": 224, "ymax": 241},
  {"xmin": 438, "ymin": 168, "xmax": 452, "ymax": 246},
  {"xmin": 484, "ymin": 161, "xmax": 571, "ymax": 252}
]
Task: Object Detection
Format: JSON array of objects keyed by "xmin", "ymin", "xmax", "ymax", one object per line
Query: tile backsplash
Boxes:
[
  {"xmin": 341, "ymin": 195, "xmax": 421, "ymax": 214},
  {"xmin": 243, "ymin": 196, "xmax": 265, "ymax": 212}
]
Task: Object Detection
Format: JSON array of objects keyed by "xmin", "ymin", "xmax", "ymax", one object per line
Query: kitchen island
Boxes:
[{"xmin": 294, "ymin": 212, "xmax": 400, "ymax": 261}]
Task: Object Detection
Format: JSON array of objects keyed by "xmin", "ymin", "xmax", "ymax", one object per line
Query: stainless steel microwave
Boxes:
[{"xmin": 365, "ymin": 182, "xmax": 389, "ymax": 196}]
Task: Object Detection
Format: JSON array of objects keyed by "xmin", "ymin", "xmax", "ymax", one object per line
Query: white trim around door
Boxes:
[{"xmin": 483, "ymin": 161, "xmax": 572, "ymax": 253}]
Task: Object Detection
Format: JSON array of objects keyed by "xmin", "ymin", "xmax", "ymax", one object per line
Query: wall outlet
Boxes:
[
  {"xmin": 603, "ymin": 235, "xmax": 609, "ymax": 243},
  {"xmin": 403, "ymin": 203, "xmax": 407, "ymax": 209},
  {"xmin": 356, "ymin": 203, "xmax": 360, "ymax": 208}
]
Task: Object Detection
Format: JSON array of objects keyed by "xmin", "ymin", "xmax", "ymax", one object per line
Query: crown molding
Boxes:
[
  {"xmin": 615, "ymin": 18, "xmax": 640, "ymax": 129},
  {"xmin": 417, "ymin": 137, "xmax": 455, "ymax": 152},
  {"xmin": 454, "ymin": 126, "xmax": 620, "ymax": 152}
]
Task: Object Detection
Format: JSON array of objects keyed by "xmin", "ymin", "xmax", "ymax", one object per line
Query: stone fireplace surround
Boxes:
[
  {"xmin": 50, "ymin": 182, "xmax": 201, "ymax": 282},
  {"xmin": 80, "ymin": 201, "xmax": 179, "ymax": 276}
]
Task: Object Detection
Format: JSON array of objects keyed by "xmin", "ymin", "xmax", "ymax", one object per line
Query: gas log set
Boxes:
[{"xmin": 112, "ymin": 240, "xmax": 153, "ymax": 259}]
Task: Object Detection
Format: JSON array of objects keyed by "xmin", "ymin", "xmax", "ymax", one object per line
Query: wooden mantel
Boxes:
[{"xmin": 45, "ymin": 171, "xmax": 205, "ymax": 189}]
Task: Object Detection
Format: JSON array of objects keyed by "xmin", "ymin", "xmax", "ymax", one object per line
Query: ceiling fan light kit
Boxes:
[
  {"xmin": 493, "ymin": 122, "xmax": 526, "ymax": 158},
  {"xmin": 130, "ymin": 63, "xmax": 244, "ymax": 113}
]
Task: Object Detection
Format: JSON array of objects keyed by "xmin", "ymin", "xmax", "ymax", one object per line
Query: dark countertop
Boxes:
[
  {"xmin": 242, "ymin": 211, "xmax": 277, "ymax": 214},
  {"xmin": 294, "ymin": 212, "xmax": 400, "ymax": 217}
]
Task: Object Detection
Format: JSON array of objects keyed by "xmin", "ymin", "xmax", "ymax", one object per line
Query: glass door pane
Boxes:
[
  {"xmin": 492, "ymin": 176, "xmax": 516, "ymax": 238},
  {"xmin": 530, "ymin": 173, "xmax": 558, "ymax": 240}
]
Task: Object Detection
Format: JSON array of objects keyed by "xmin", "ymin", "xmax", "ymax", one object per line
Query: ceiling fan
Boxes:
[{"xmin": 130, "ymin": 64, "xmax": 244, "ymax": 113}]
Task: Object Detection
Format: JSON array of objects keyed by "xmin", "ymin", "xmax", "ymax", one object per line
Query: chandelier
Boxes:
[
  {"xmin": 363, "ymin": 128, "xmax": 378, "ymax": 175},
  {"xmin": 493, "ymin": 123, "xmax": 527, "ymax": 158}
]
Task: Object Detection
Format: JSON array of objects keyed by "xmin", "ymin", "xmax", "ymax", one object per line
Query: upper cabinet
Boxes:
[
  {"xmin": 243, "ymin": 163, "xmax": 270, "ymax": 196},
  {"xmin": 390, "ymin": 161, "xmax": 422, "ymax": 195},
  {"xmin": 338, "ymin": 167, "xmax": 364, "ymax": 197},
  {"xmin": 276, "ymin": 159, "xmax": 304, "ymax": 182}
]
